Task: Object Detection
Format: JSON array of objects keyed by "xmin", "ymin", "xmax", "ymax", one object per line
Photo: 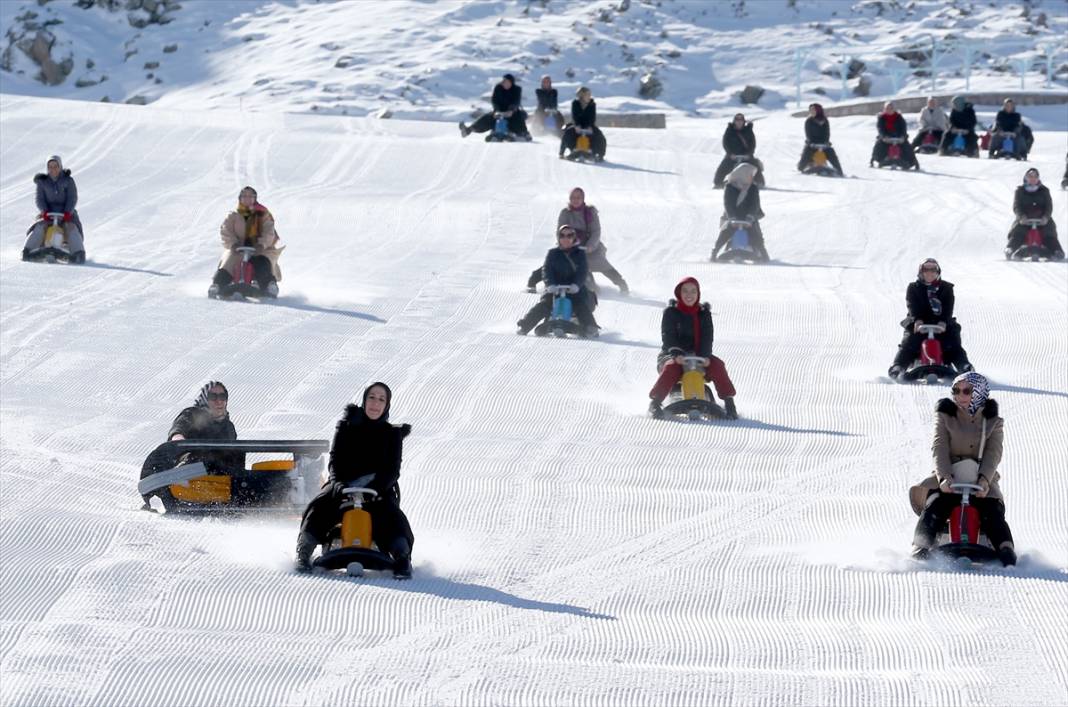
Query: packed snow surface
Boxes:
[{"xmin": 1, "ymin": 91, "xmax": 1066, "ymax": 705}]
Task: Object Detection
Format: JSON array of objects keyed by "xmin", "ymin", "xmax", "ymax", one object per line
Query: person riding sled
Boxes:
[
  {"xmin": 210, "ymin": 186, "xmax": 284, "ymax": 298},
  {"xmin": 1006, "ymin": 168, "xmax": 1063, "ymax": 259},
  {"xmin": 870, "ymin": 102, "xmax": 920, "ymax": 169},
  {"xmin": 517, "ymin": 224, "xmax": 600, "ymax": 338},
  {"xmin": 714, "ymin": 113, "xmax": 765, "ymax": 187},
  {"xmin": 22, "ymin": 155, "xmax": 86, "ymax": 263},
  {"xmin": 712, "ymin": 162, "xmax": 769, "ymax": 262},
  {"xmin": 459, "ymin": 73, "xmax": 531, "ymax": 140},
  {"xmin": 559, "ymin": 87, "xmax": 607, "ymax": 161},
  {"xmin": 887, "ymin": 259, "xmax": 972, "ymax": 379},
  {"xmin": 648, "ymin": 277, "xmax": 738, "ymax": 420},
  {"xmin": 534, "ymin": 75, "xmax": 565, "ymax": 134},
  {"xmin": 941, "ymin": 95, "xmax": 979, "ymax": 156},
  {"xmin": 295, "ymin": 382, "xmax": 415, "ymax": 578},
  {"xmin": 912, "ymin": 96, "xmax": 947, "ymax": 149},
  {"xmin": 797, "ymin": 103, "xmax": 844, "ymax": 175}
]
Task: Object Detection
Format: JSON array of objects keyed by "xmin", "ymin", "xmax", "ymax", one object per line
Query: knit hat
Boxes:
[
  {"xmin": 47, "ymin": 155, "xmax": 63, "ymax": 170},
  {"xmin": 951, "ymin": 371, "xmax": 989, "ymax": 415},
  {"xmin": 194, "ymin": 380, "xmax": 228, "ymax": 408},
  {"xmin": 502, "ymin": 73, "xmax": 516, "ymax": 83}
]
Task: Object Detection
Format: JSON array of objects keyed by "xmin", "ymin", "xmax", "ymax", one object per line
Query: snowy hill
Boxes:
[
  {"xmin": 1, "ymin": 90, "xmax": 1067, "ymax": 705},
  {"xmin": 0, "ymin": 0, "xmax": 1066, "ymax": 119}
]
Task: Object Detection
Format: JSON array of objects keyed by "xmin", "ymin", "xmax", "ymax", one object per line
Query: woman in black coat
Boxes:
[
  {"xmin": 296, "ymin": 382, "xmax": 415, "ymax": 577},
  {"xmin": 516, "ymin": 224, "xmax": 599, "ymax": 337},
  {"xmin": 712, "ymin": 162, "xmax": 768, "ymax": 261},
  {"xmin": 797, "ymin": 103, "xmax": 844, "ymax": 175},
  {"xmin": 1006, "ymin": 168, "xmax": 1063, "ymax": 258},
  {"xmin": 713, "ymin": 113, "xmax": 765, "ymax": 187},
  {"xmin": 887, "ymin": 259, "xmax": 973, "ymax": 378},
  {"xmin": 940, "ymin": 96, "xmax": 979, "ymax": 156},
  {"xmin": 559, "ymin": 87, "xmax": 607, "ymax": 160}
]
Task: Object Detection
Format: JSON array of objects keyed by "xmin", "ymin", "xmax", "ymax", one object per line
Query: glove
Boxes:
[
  {"xmin": 566, "ymin": 284, "xmax": 580, "ymax": 294},
  {"xmin": 938, "ymin": 479, "xmax": 954, "ymax": 494},
  {"xmin": 328, "ymin": 480, "xmax": 346, "ymax": 498},
  {"xmin": 62, "ymin": 212, "xmax": 72, "ymax": 223},
  {"xmin": 38, "ymin": 211, "xmax": 47, "ymax": 221}
]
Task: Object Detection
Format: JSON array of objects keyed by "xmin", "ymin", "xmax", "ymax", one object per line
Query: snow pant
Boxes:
[
  {"xmin": 470, "ymin": 110, "xmax": 529, "ymax": 136},
  {"xmin": 649, "ymin": 354, "xmax": 737, "ymax": 403},
  {"xmin": 299, "ymin": 485, "xmax": 414, "ymax": 556},
  {"xmin": 213, "ymin": 254, "xmax": 275, "ymax": 288},
  {"xmin": 1007, "ymin": 220, "xmax": 1062, "ymax": 253},
  {"xmin": 714, "ymin": 156, "xmax": 765, "ymax": 186},
  {"xmin": 891, "ymin": 321, "xmax": 969, "ymax": 369},
  {"xmin": 911, "ymin": 129, "xmax": 944, "ymax": 148},
  {"xmin": 517, "ymin": 289, "xmax": 597, "ymax": 332},
  {"xmin": 527, "ymin": 247, "xmax": 626, "ymax": 291},
  {"xmin": 560, "ymin": 125, "xmax": 606, "ymax": 158},
  {"xmin": 871, "ymin": 139, "xmax": 919, "ymax": 167},
  {"xmin": 797, "ymin": 145, "xmax": 843, "ymax": 174},
  {"xmin": 912, "ymin": 491, "xmax": 1013, "ymax": 550},
  {"xmin": 713, "ymin": 219, "xmax": 767, "ymax": 259},
  {"xmin": 24, "ymin": 221, "xmax": 84, "ymax": 254},
  {"xmin": 939, "ymin": 131, "xmax": 978, "ymax": 155}
]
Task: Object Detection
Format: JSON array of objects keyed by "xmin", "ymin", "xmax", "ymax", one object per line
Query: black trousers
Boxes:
[
  {"xmin": 871, "ymin": 139, "xmax": 918, "ymax": 167},
  {"xmin": 892, "ymin": 321, "xmax": 968, "ymax": 368},
  {"xmin": 797, "ymin": 145, "xmax": 843, "ymax": 174},
  {"xmin": 560, "ymin": 126, "xmax": 606, "ymax": 157},
  {"xmin": 1007, "ymin": 221, "xmax": 1062, "ymax": 252},
  {"xmin": 714, "ymin": 156, "xmax": 765, "ymax": 186},
  {"xmin": 300, "ymin": 485, "xmax": 414, "ymax": 556},
  {"xmin": 470, "ymin": 110, "xmax": 529, "ymax": 135},
  {"xmin": 213, "ymin": 254, "xmax": 274, "ymax": 287},
  {"xmin": 518, "ymin": 290, "xmax": 596, "ymax": 331},
  {"xmin": 912, "ymin": 129, "xmax": 944, "ymax": 148},
  {"xmin": 913, "ymin": 491, "xmax": 1013, "ymax": 550}
]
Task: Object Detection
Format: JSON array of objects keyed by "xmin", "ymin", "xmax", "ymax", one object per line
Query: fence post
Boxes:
[
  {"xmin": 888, "ymin": 66, "xmax": 910, "ymax": 95},
  {"xmin": 1039, "ymin": 41, "xmax": 1061, "ymax": 88},
  {"xmin": 929, "ymin": 35, "xmax": 941, "ymax": 93},
  {"xmin": 961, "ymin": 42, "xmax": 978, "ymax": 92},
  {"xmin": 839, "ymin": 55, "xmax": 850, "ymax": 101},
  {"xmin": 1016, "ymin": 57, "xmax": 1030, "ymax": 90},
  {"xmin": 794, "ymin": 49, "xmax": 811, "ymax": 108}
]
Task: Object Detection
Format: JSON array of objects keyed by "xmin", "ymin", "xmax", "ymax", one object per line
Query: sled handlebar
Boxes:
[
  {"xmin": 1020, "ymin": 218, "xmax": 1046, "ymax": 227},
  {"xmin": 808, "ymin": 143, "xmax": 831, "ymax": 149},
  {"xmin": 545, "ymin": 284, "xmax": 575, "ymax": 296},
  {"xmin": 950, "ymin": 482, "xmax": 983, "ymax": 503},
  {"xmin": 730, "ymin": 154, "xmax": 753, "ymax": 161},
  {"xmin": 44, "ymin": 211, "xmax": 64, "ymax": 224},
  {"xmin": 916, "ymin": 324, "xmax": 946, "ymax": 337},
  {"xmin": 678, "ymin": 355, "xmax": 709, "ymax": 370},
  {"xmin": 341, "ymin": 486, "xmax": 378, "ymax": 499},
  {"xmin": 880, "ymin": 137, "xmax": 905, "ymax": 144},
  {"xmin": 727, "ymin": 219, "xmax": 754, "ymax": 227}
]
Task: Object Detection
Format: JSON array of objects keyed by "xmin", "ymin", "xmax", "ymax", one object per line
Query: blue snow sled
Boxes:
[{"xmin": 952, "ymin": 133, "xmax": 965, "ymax": 152}]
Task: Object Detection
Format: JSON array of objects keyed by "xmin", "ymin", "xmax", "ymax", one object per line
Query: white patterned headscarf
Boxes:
[
  {"xmin": 951, "ymin": 372, "xmax": 989, "ymax": 415},
  {"xmin": 194, "ymin": 380, "xmax": 228, "ymax": 408}
]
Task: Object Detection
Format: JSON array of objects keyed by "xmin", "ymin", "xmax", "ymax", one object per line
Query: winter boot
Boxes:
[
  {"xmin": 21, "ymin": 248, "xmax": 31, "ymax": 262},
  {"xmin": 70, "ymin": 251, "xmax": 86, "ymax": 264},
  {"xmin": 391, "ymin": 537, "xmax": 412, "ymax": 579},
  {"xmin": 910, "ymin": 545, "xmax": 930, "ymax": 561},
  {"xmin": 724, "ymin": 398, "xmax": 738, "ymax": 420},
  {"xmin": 295, "ymin": 531, "xmax": 317, "ymax": 573},
  {"xmin": 648, "ymin": 400, "xmax": 664, "ymax": 419},
  {"xmin": 582, "ymin": 324, "xmax": 600, "ymax": 339},
  {"xmin": 888, "ymin": 365, "xmax": 903, "ymax": 380},
  {"xmin": 458, "ymin": 121, "xmax": 470, "ymax": 138},
  {"xmin": 998, "ymin": 544, "xmax": 1017, "ymax": 567}
]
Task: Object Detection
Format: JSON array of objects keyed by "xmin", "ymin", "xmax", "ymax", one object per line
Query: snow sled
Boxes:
[
  {"xmin": 564, "ymin": 132, "xmax": 601, "ymax": 163},
  {"xmin": 312, "ymin": 478, "xmax": 398, "ymax": 577},
  {"xmin": 713, "ymin": 219, "xmax": 767, "ymax": 263},
  {"xmin": 801, "ymin": 143, "xmax": 839, "ymax": 176},
  {"xmin": 533, "ymin": 285, "xmax": 588, "ymax": 337},
  {"xmin": 990, "ymin": 131, "xmax": 1022, "ymax": 160},
  {"xmin": 485, "ymin": 113, "xmax": 531, "ymax": 143},
  {"xmin": 661, "ymin": 356, "xmax": 727, "ymax": 421},
  {"xmin": 932, "ymin": 482, "xmax": 998, "ymax": 563},
  {"xmin": 1007, "ymin": 219, "xmax": 1056, "ymax": 261},
  {"xmin": 873, "ymin": 137, "xmax": 913, "ymax": 169},
  {"xmin": 915, "ymin": 131, "xmax": 940, "ymax": 155},
  {"xmin": 899, "ymin": 324, "xmax": 958, "ymax": 384},
  {"xmin": 209, "ymin": 246, "xmax": 277, "ymax": 300},
  {"xmin": 940, "ymin": 128, "xmax": 973, "ymax": 157},
  {"xmin": 138, "ymin": 439, "xmax": 330, "ymax": 514},
  {"xmin": 23, "ymin": 212, "xmax": 78, "ymax": 264}
]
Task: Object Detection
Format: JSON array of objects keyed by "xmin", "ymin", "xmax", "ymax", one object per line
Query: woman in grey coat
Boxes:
[
  {"xmin": 22, "ymin": 155, "xmax": 86, "ymax": 263},
  {"xmin": 909, "ymin": 372, "xmax": 1016, "ymax": 566}
]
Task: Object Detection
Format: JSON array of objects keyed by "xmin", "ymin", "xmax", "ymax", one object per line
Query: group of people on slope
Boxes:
[
  {"xmin": 458, "ymin": 74, "xmax": 608, "ymax": 162},
  {"xmin": 911, "ymin": 96, "xmax": 1034, "ymax": 159},
  {"xmin": 161, "ymin": 380, "xmax": 415, "ymax": 578}
]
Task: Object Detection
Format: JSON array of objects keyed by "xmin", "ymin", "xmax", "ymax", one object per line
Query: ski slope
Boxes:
[{"xmin": 1, "ymin": 94, "xmax": 1067, "ymax": 706}]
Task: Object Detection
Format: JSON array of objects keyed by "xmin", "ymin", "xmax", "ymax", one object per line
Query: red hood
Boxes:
[{"xmin": 674, "ymin": 277, "xmax": 701, "ymax": 306}]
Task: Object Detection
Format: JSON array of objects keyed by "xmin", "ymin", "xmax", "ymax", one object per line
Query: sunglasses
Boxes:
[
  {"xmin": 207, "ymin": 392, "xmax": 228, "ymax": 401},
  {"xmin": 951, "ymin": 386, "xmax": 973, "ymax": 396},
  {"xmin": 921, "ymin": 266, "xmax": 940, "ymax": 272},
  {"xmin": 559, "ymin": 232, "xmax": 576, "ymax": 239}
]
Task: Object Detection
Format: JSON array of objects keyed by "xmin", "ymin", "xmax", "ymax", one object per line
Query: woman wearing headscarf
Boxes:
[
  {"xmin": 22, "ymin": 155, "xmax": 86, "ymax": 263},
  {"xmin": 797, "ymin": 103, "xmax": 844, "ymax": 175},
  {"xmin": 712, "ymin": 162, "xmax": 768, "ymax": 262},
  {"xmin": 296, "ymin": 383, "xmax": 415, "ymax": 578},
  {"xmin": 1006, "ymin": 168, "xmax": 1063, "ymax": 259},
  {"xmin": 941, "ymin": 95, "xmax": 979, "ymax": 156},
  {"xmin": 909, "ymin": 372, "xmax": 1015, "ymax": 566},
  {"xmin": 887, "ymin": 258, "xmax": 972, "ymax": 379},
  {"xmin": 211, "ymin": 186, "xmax": 284, "ymax": 298},
  {"xmin": 559, "ymin": 86, "xmax": 606, "ymax": 161}
]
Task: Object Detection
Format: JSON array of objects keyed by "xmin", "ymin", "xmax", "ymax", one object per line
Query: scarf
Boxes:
[
  {"xmin": 925, "ymin": 281, "xmax": 943, "ymax": 317},
  {"xmin": 237, "ymin": 203, "xmax": 269, "ymax": 245},
  {"xmin": 952, "ymin": 372, "xmax": 989, "ymax": 415},
  {"xmin": 194, "ymin": 380, "xmax": 227, "ymax": 408},
  {"xmin": 673, "ymin": 277, "xmax": 703, "ymax": 352}
]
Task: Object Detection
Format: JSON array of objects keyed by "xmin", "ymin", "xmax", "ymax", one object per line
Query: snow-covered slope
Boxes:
[
  {"xmin": 1, "ymin": 92, "xmax": 1066, "ymax": 705},
  {"xmin": 1, "ymin": 0, "xmax": 1066, "ymax": 119}
]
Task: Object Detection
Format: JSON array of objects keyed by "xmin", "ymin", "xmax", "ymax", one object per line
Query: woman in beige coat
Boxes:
[
  {"xmin": 210, "ymin": 186, "xmax": 284, "ymax": 298},
  {"xmin": 909, "ymin": 372, "xmax": 1016, "ymax": 565}
]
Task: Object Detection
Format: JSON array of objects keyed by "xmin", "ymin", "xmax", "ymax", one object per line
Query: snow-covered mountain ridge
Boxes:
[{"xmin": 1, "ymin": 0, "xmax": 1065, "ymax": 120}]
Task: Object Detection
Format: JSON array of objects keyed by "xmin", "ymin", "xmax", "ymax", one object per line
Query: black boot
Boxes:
[
  {"xmin": 391, "ymin": 537, "xmax": 412, "ymax": 579},
  {"xmin": 910, "ymin": 545, "xmax": 930, "ymax": 561},
  {"xmin": 648, "ymin": 400, "xmax": 664, "ymax": 419},
  {"xmin": 295, "ymin": 531, "xmax": 317, "ymax": 573},
  {"xmin": 724, "ymin": 398, "xmax": 738, "ymax": 420},
  {"xmin": 997, "ymin": 544, "xmax": 1017, "ymax": 567}
]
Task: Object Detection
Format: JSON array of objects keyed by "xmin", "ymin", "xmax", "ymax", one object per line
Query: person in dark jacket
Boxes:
[
  {"xmin": 648, "ymin": 277, "xmax": 738, "ymax": 419},
  {"xmin": 517, "ymin": 224, "xmax": 599, "ymax": 337},
  {"xmin": 989, "ymin": 98, "xmax": 1032, "ymax": 158},
  {"xmin": 533, "ymin": 75, "xmax": 565, "ymax": 134},
  {"xmin": 909, "ymin": 372, "xmax": 1015, "ymax": 566},
  {"xmin": 712, "ymin": 163, "xmax": 768, "ymax": 261},
  {"xmin": 870, "ymin": 102, "xmax": 920, "ymax": 169},
  {"xmin": 22, "ymin": 155, "xmax": 86, "ymax": 262},
  {"xmin": 296, "ymin": 382, "xmax": 415, "ymax": 578},
  {"xmin": 1006, "ymin": 168, "xmax": 1063, "ymax": 259},
  {"xmin": 939, "ymin": 96, "xmax": 979, "ymax": 156},
  {"xmin": 713, "ymin": 113, "xmax": 765, "ymax": 187},
  {"xmin": 797, "ymin": 103, "xmax": 844, "ymax": 175},
  {"xmin": 1062, "ymin": 151, "xmax": 1068, "ymax": 189},
  {"xmin": 459, "ymin": 73, "xmax": 530, "ymax": 140},
  {"xmin": 559, "ymin": 87, "xmax": 607, "ymax": 161},
  {"xmin": 888, "ymin": 259, "xmax": 972, "ymax": 379},
  {"xmin": 167, "ymin": 381, "xmax": 244, "ymax": 472}
]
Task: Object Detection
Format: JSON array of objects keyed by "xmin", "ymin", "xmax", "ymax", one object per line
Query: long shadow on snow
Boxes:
[
  {"xmin": 597, "ymin": 292, "xmax": 666, "ymax": 309},
  {"xmin": 318, "ymin": 571, "xmax": 615, "ymax": 619},
  {"xmin": 732, "ymin": 418, "xmax": 857, "ymax": 437},
  {"xmin": 594, "ymin": 333, "xmax": 659, "ymax": 350},
  {"xmin": 986, "ymin": 380, "xmax": 1068, "ymax": 400},
  {"xmin": 76, "ymin": 260, "xmax": 173, "ymax": 277},
  {"xmin": 271, "ymin": 296, "xmax": 386, "ymax": 322},
  {"xmin": 763, "ymin": 260, "xmax": 865, "ymax": 270},
  {"xmin": 593, "ymin": 161, "xmax": 677, "ymax": 177}
]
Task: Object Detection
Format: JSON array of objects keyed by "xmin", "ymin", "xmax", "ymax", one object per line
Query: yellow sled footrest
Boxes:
[{"xmin": 171, "ymin": 475, "xmax": 231, "ymax": 503}]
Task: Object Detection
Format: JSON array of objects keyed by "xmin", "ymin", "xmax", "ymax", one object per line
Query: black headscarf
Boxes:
[{"xmin": 362, "ymin": 381, "xmax": 392, "ymax": 421}]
